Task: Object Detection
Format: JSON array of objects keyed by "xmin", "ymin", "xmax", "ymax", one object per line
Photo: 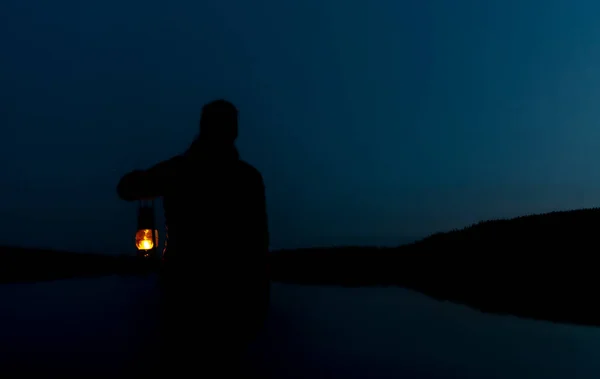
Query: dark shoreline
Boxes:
[
  {"xmin": 0, "ymin": 246, "xmax": 157, "ymax": 284},
  {"xmin": 3, "ymin": 207, "xmax": 600, "ymax": 327}
]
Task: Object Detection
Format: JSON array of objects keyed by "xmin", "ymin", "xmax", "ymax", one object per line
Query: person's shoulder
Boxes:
[{"xmin": 237, "ymin": 160, "xmax": 264, "ymax": 184}]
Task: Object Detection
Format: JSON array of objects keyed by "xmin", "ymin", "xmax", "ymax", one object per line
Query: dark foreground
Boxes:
[{"xmin": 1, "ymin": 277, "xmax": 599, "ymax": 379}]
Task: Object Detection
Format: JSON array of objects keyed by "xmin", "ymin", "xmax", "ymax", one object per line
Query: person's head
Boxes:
[{"xmin": 199, "ymin": 99, "xmax": 238, "ymax": 145}]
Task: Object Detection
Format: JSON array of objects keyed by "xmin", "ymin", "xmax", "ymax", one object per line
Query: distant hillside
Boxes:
[
  {"xmin": 0, "ymin": 246, "xmax": 155, "ymax": 283},
  {"xmin": 3, "ymin": 207, "xmax": 600, "ymax": 327},
  {"xmin": 270, "ymin": 208, "xmax": 600, "ymax": 327}
]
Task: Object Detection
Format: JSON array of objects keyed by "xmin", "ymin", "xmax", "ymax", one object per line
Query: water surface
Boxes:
[{"xmin": 0, "ymin": 276, "xmax": 597, "ymax": 378}]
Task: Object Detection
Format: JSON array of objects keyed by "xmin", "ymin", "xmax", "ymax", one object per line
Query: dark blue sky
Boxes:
[{"xmin": 2, "ymin": 1, "xmax": 600, "ymax": 253}]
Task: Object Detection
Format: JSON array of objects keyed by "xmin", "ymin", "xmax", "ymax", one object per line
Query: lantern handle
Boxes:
[
  {"xmin": 138, "ymin": 199, "xmax": 151, "ymax": 208},
  {"xmin": 138, "ymin": 199, "xmax": 157, "ymax": 208}
]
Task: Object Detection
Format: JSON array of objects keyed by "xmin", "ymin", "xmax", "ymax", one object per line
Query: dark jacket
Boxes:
[
  {"xmin": 118, "ymin": 138, "xmax": 270, "ymax": 365},
  {"xmin": 117, "ymin": 140, "xmax": 269, "ymax": 280}
]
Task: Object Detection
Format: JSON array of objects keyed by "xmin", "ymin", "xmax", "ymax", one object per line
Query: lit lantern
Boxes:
[
  {"xmin": 136, "ymin": 228, "xmax": 158, "ymax": 251},
  {"xmin": 136, "ymin": 200, "xmax": 159, "ymax": 258}
]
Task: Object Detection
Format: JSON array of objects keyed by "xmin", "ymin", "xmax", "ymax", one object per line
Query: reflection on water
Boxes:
[
  {"xmin": 0, "ymin": 275, "xmax": 161, "ymax": 377},
  {"xmin": 0, "ymin": 276, "xmax": 599, "ymax": 378}
]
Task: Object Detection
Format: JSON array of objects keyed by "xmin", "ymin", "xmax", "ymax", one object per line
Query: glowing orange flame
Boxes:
[{"xmin": 136, "ymin": 229, "xmax": 158, "ymax": 251}]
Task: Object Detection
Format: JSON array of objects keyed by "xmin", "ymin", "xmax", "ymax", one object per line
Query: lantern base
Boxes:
[{"xmin": 137, "ymin": 250, "xmax": 157, "ymax": 259}]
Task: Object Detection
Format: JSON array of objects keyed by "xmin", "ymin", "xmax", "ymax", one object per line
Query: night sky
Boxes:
[{"xmin": 2, "ymin": 1, "xmax": 600, "ymax": 254}]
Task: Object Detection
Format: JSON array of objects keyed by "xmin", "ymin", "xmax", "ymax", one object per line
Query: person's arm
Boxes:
[
  {"xmin": 247, "ymin": 170, "xmax": 270, "ymax": 259},
  {"xmin": 254, "ymin": 175, "xmax": 269, "ymax": 255},
  {"xmin": 116, "ymin": 155, "xmax": 185, "ymax": 201}
]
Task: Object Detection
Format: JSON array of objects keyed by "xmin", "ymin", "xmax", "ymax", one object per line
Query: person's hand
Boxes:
[{"xmin": 117, "ymin": 170, "xmax": 146, "ymax": 201}]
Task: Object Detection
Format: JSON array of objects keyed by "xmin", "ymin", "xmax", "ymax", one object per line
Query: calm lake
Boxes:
[{"xmin": 0, "ymin": 275, "xmax": 598, "ymax": 378}]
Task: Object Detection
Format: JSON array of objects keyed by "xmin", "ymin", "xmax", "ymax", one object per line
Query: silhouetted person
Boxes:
[{"xmin": 117, "ymin": 100, "xmax": 269, "ymax": 375}]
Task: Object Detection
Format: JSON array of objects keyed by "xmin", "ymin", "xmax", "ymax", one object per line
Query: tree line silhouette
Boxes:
[
  {"xmin": 270, "ymin": 207, "xmax": 600, "ymax": 326},
  {"xmin": 3, "ymin": 207, "xmax": 600, "ymax": 326}
]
